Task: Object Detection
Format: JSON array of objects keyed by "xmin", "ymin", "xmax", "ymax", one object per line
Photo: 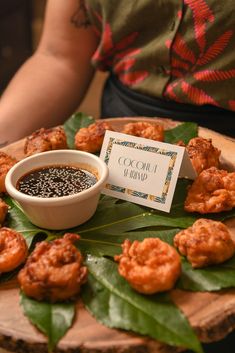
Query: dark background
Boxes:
[{"xmin": 0, "ymin": 0, "xmax": 46, "ymax": 91}]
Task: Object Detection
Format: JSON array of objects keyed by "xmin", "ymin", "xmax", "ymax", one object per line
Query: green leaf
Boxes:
[
  {"xmin": 78, "ymin": 228, "xmax": 180, "ymax": 257},
  {"xmin": 82, "ymin": 256, "xmax": 203, "ymax": 353},
  {"xmin": 121, "ymin": 228, "xmax": 181, "ymax": 245},
  {"xmin": 20, "ymin": 291, "xmax": 75, "ymax": 352},
  {"xmin": 178, "ymin": 257, "xmax": 235, "ymax": 291},
  {"xmin": 71, "ymin": 180, "xmax": 196, "ymax": 237},
  {"xmin": 3, "ymin": 196, "xmax": 50, "ymax": 248},
  {"xmin": 165, "ymin": 122, "xmax": 198, "ymax": 144},
  {"xmin": 0, "ymin": 197, "xmax": 54, "ymax": 283},
  {"xmin": 63, "ymin": 112, "xmax": 95, "ymax": 148}
]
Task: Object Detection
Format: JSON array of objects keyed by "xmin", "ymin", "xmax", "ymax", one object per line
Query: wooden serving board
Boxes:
[{"xmin": 1, "ymin": 118, "xmax": 235, "ymax": 353}]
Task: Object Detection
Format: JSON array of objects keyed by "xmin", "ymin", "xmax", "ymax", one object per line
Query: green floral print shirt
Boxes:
[{"xmin": 85, "ymin": 0, "xmax": 235, "ymax": 111}]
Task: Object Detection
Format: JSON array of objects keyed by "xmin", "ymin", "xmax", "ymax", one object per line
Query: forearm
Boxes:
[
  {"xmin": 0, "ymin": 52, "xmax": 95, "ymax": 144},
  {"xmin": 0, "ymin": 0, "xmax": 100, "ymax": 145}
]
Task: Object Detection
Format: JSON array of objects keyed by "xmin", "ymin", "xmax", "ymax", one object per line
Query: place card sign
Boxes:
[{"xmin": 100, "ymin": 131, "xmax": 197, "ymax": 212}]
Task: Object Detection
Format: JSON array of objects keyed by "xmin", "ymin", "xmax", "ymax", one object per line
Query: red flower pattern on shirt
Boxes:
[
  {"xmin": 88, "ymin": 0, "xmax": 235, "ymax": 111},
  {"xmin": 164, "ymin": 0, "xmax": 235, "ymax": 110},
  {"xmin": 91, "ymin": 13, "xmax": 148, "ymax": 85}
]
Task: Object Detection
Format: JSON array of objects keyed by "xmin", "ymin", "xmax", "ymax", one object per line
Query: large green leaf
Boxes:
[
  {"xmin": 20, "ymin": 292, "xmax": 75, "ymax": 352},
  {"xmin": 164, "ymin": 122, "xmax": 198, "ymax": 144},
  {"xmin": 63, "ymin": 112, "xmax": 95, "ymax": 148},
  {"xmin": 72, "ymin": 179, "xmax": 235, "ymax": 236},
  {"xmin": 82, "ymin": 256, "xmax": 203, "ymax": 353},
  {"xmin": 4, "ymin": 196, "xmax": 50, "ymax": 248},
  {"xmin": 71, "ymin": 180, "xmax": 196, "ymax": 237},
  {"xmin": 0, "ymin": 197, "xmax": 54, "ymax": 283},
  {"xmin": 78, "ymin": 228, "xmax": 181, "ymax": 257},
  {"xmin": 178, "ymin": 257, "xmax": 235, "ymax": 291}
]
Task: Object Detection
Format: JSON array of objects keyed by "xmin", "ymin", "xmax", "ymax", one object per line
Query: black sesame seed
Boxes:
[{"xmin": 17, "ymin": 165, "xmax": 97, "ymax": 198}]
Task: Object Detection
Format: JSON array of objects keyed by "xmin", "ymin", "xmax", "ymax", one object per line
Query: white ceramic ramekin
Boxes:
[{"xmin": 5, "ymin": 150, "xmax": 108, "ymax": 230}]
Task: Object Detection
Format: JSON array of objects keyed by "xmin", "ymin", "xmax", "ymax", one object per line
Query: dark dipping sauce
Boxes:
[{"xmin": 17, "ymin": 165, "xmax": 98, "ymax": 198}]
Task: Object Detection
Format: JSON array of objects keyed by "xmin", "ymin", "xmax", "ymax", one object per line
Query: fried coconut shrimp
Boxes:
[
  {"xmin": 185, "ymin": 167, "xmax": 235, "ymax": 213},
  {"xmin": 186, "ymin": 137, "xmax": 221, "ymax": 175},
  {"xmin": 115, "ymin": 238, "xmax": 181, "ymax": 294},
  {"xmin": 75, "ymin": 121, "xmax": 114, "ymax": 153},
  {"xmin": 0, "ymin": 199, "xmax": 8, "ymax": 226},
  {"xmin": 122, "ymin": 121, "xmax": 164, "ymax": 141},
  {"xmin": 18, "ymin": 233, "xmax": 87, "ymax": 302},
  {"xmin": 0, "ymin": 227, "xmax": 28, "ymax": 274},
  {"xmin": 0, "ymin": 151, "xmax": 17, "ymax": 193},
  {"xmin": 174, "ymin": 219, "xmax": 235, "ymax": 268},
  {"xmin": 24, "ymin": 126, "xmax": 68, "ymax": 156}
]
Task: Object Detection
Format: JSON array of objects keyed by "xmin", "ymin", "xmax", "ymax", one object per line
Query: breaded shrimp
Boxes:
[
  {"xmin": 75, "ymin": 121, "xmax": 114, "ymax": 153},
  {"xmin": 174, "ymin": 219, "xmax": 235, "ymax": 268},
  {"xmin": 0, "ymin": 199, "xmax": 8, "ymax": 226},
  {"xmin": 186, "ymin": 137, "xmax": 221, "ymax": 175},
  {"xmin": 122, "ymin": 121, "xmax": 164, "ymax": 142},
  {"xmin": 0, "ymin": 152, "xmax": 17, "ymax": 193},
  {"xmin": 184, "ymin": 167, "xmax": 235, "ymax": 213},
  {"xmin": 24, "ymin": 126, "xmax": 68, "ymax": 156},
  {"xmin": 0, "ymin": 227, "xmax": 28, "ymax": 274},
  {"xmin": 18, "ymin": 233, "xmax": 87, "ymax": 302},
  {"xmin": 115, "ymin": 238, "xmax": 181, "ymax": 294}
]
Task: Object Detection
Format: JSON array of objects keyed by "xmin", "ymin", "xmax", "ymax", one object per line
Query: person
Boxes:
[
  {"xmin": 0, "ymin": 0, "xmax": 98, "ymax": 145},
  {"xmin": 0, "ymin": 0, "xmax": 235, "ymax": 147},
  {"xmin": 0, "ymin": 2, "xmax": 235, "ymax": 352}
]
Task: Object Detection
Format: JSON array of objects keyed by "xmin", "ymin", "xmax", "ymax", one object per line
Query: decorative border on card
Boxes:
[{"xmin": 104, "ymin": 137, "xmax": 177, "ymax": 205}]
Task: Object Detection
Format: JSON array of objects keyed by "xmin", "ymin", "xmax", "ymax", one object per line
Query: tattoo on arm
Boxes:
[{"xmin": 71, "ymin": 0, "xmax": 91, "ymax": 28}]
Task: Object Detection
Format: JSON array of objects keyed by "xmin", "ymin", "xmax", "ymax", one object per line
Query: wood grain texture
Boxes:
[{"xmin": 0, "ymin": 117, "xmax": 235, "ymax": 353}]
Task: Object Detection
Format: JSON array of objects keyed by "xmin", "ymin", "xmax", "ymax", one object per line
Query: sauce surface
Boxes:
[{"xmin": 17, "ymin": 165, "xmax": 97, "ymax": 198}]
